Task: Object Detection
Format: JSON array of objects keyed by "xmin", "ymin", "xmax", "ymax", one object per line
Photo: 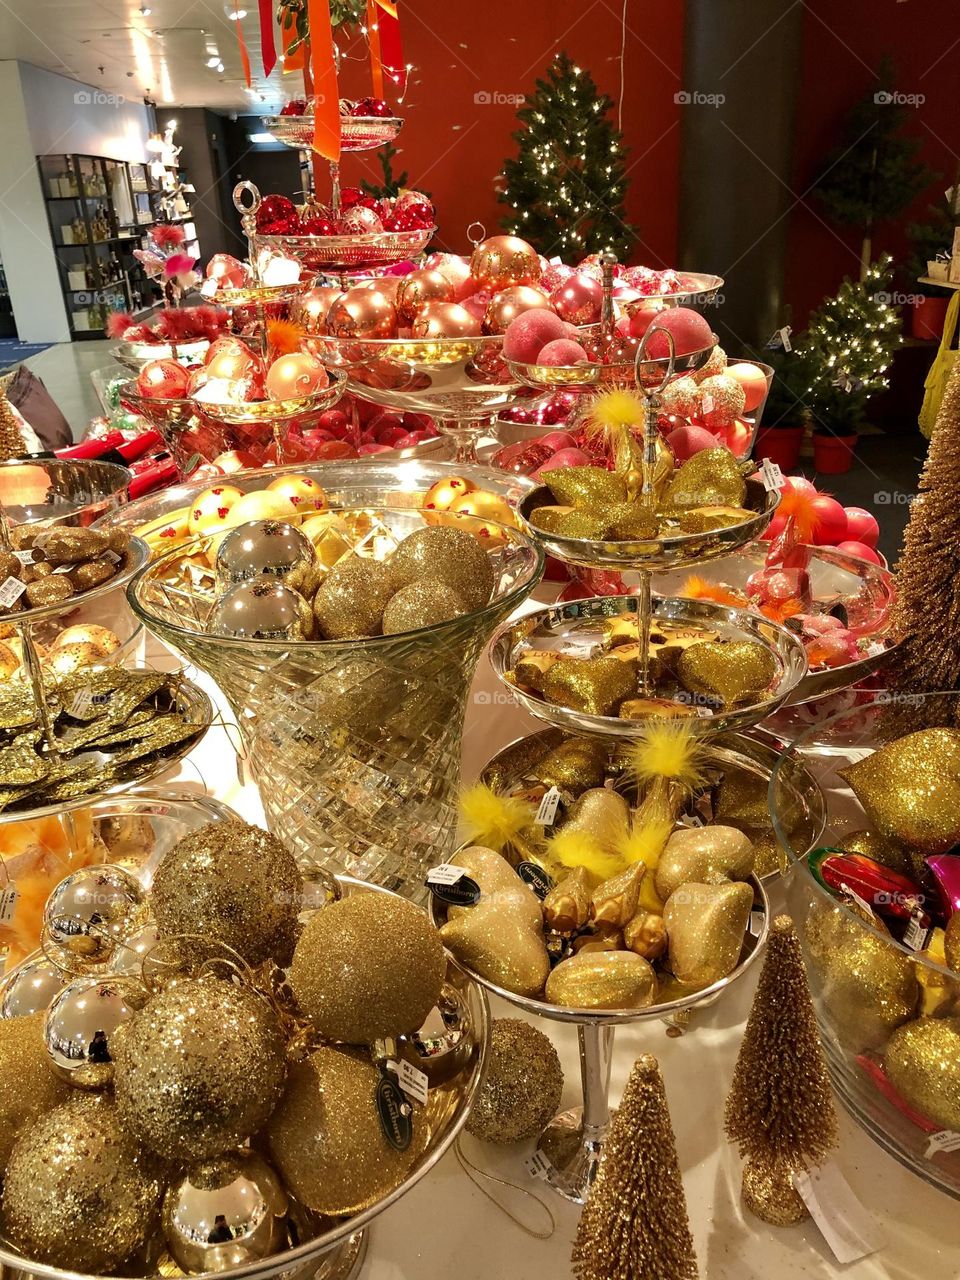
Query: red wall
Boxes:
[
  {"xmin": 337, "ymin": 0, "xmax": 686, "ymax": 266},
  {"xmin": 784, "ymin": 0, "xmax": 958, "ymax": 324}
]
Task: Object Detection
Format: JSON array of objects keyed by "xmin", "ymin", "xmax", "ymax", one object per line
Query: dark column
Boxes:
[
  {"xmin": 678, "ymin": 0, "xmax": 803, "ymax": 350},
  {"xmin": 157, "ymin": 107, "xmax": 245, "ymax": 264}
]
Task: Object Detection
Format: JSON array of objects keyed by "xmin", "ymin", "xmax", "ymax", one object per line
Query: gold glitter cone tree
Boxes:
[
  {"xmin": 724, "ymin": 915, "xmax": 838, "ymax": 1225},
  {"xmin": 572, "ymin": 1054, "xmax": 698, "ymax": 1280},
  {"xmin": 889, "ymin": 358, "xmax": 960, "ymax": 701}
]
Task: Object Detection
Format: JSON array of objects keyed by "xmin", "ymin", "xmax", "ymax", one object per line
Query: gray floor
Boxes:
[{"xmin": 24, "ymin": 339, "xmax": 115, "ymax": 438}]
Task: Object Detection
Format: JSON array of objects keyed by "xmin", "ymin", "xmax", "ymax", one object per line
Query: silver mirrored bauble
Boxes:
[
  {"xmin": 162, "ymin": 1150, "xmax": 289, "ymax": 1272},
  {"xmin": 43, "ymin": 864, "xmax": 147, "ymax": 973},
  {"xmin": 109, "ymin": 921, "xmax": 161, "ymax": 979},
  {"xmin": 0, "ymin": 952, "xmax": 66, "ymax": 1018},
  {"xmin": 209, "ymin": 581, "xmax": 312, "ymax": 640},
  {"xmin": 44, "ymin": 975, "xmax": 145, "ymax": 1088},
  {"xmin": 215, "ymin": 520, "xmax": 315, "ymax": 593},
  {"xmin": 399, "ymin": 980, "xmax": 474, "ymax": 1086}
]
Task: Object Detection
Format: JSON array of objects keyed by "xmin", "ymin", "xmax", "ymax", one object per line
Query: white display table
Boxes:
[{"xmin": 152, "ymin": 580, "xmax": 960, "ymax": 1280}]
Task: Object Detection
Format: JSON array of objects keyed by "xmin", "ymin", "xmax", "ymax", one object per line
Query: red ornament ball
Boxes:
[
  {"xmin": 502, "ymin": 309, "xmax": 567, "ymax": 363},
  {"xmin": 810, "ymin": 494, "xmax": 848, "ymax": 546},
  {"xmin": 842, "ymin": 506, "xmax": 880, "ymax": 549},
  {"xmin": 136, "ymin": 359, "xmax": 190, "ymax": 400},
  {"xmin": 549, "ymin": 272, "xmax": 603, "ymax": 325},
  {"xmin": 537, "ymin": 338, "xmax": 589, "ymax": 367},
  {"xmin": 644, "ymin": 307, "xmax": 714, "ymax": 359},
  {"xmin": 540, "ymin": 262, "xmax": 574, "ymax": 293},
  {"xmin": 424, "ymin": 253, "xmax": 474, "ymax": 300},
  {"xmin": 351, "ymin": 97, "xmax": 392, "ymax": 117},
  {"xmin": 337, "ymin": 205, "xmax": 383, "ymax": 236},
  {"xmin": 205, "ymin": 254, "xmax": 247, "ymax": 289},
  {"xmin": 726, "ymin": 361, "xmax": 769, "ymax": 413},
  {"xmin": 255, "ymin": 194, "xmax": 297, "ymax": 232},
  {"xmin": 835, "ymin": 539, "xmax": 883, "ymax": 566}
]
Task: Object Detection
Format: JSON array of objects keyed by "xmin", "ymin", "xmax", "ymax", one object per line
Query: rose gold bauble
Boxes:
[
  {"xmin": 549, "ymin": 272, "xmax": 603, "ymax": 325},
  {"xmin": 482, "ymin": 286, "xmax": 551, "ymax": 334},
  {"xmin": 205, "ymin": 347, "xmax": 266, "ymax": 384},
  {"xmin": 396, "ymin": 269, "xmax": 454, "ymax": 322},
  {"xmin": 424, "ymin": 253, "xmax": 474, "ymax": 300},
  {"xmin": 359, "ymin": 275, "xmax": 403, "ymax": 307},
  {"xmin": 295, "ymin": 286, "xmax": 344, "ymax": 336},
  {"xmin": 411, "ymin": 301, "xmax": 483, "ymax": 340},
  {"xmin": 205, "ymin": 253, "xmax": 248, "ymax": 289},
  {"xmin": 265, "ymin": 352, "xmax": 330, "ymax": 401},
  {"xmin": 204, "ymin": 336, "xmax": 255, "ymax": 367},
  {"xmin": 470, "ymin": 235, "xmax": 541, "ymax": 290},
  {"xmin": 326, "ymin": 286, "xmax": 398, "ymax": 339}
]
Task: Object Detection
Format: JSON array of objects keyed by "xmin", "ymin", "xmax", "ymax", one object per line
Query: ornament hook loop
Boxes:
[
  {"xmin": 233, "ymin": 181, "xmax": 262, "ymax": 217},
  {"xmin": 467, "ymin": 221, "xmax": 486, "ymax": 247}
]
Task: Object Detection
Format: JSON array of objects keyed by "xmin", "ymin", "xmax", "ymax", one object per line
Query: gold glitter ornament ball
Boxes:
[
  {"xmin": 0, "ymin": 1012, "xmax": 69, "ymax": 1166},
  {"xmin": 816, "ymin": 928, "xmax": 918, "ymax": 1051},
  {"xmin": 290, "ymin": 892, "xmax": 445, "ymax": 1043},
  {"xmin": 388, "ymin": 525, "xmax": 495, "ymax": 612},
  {"xmin": 885, "ymin": 1017, "xmax": 960, "ymax": 1131},
  {"xmin": 312, "ymin": 555, "xmax": 395, "ymax": 639},
  {"xmin": 0, "ymin": 1092, "xmax": 161, "ymax": 1273},
  {"xmin": 466, "ymin": 1018, "xmax": 563, "ymax": 1143},
  {"xmin": 113, "ymin": 976, "xmax": 287, "ymax": 1161},
  {"xmin": 266, "ymin": 1047, "xmax": 426, "ymax": 1214},
  {"xmin": 382, "ymin": 579, "xmax": 466, "ymax": 634},
  {"xmin": 151, "ymin": 820, "xmax": 303, "ymax": 966}
]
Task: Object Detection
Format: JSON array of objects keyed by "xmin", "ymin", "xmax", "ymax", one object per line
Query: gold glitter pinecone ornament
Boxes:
[
  {"xmin": 571, "ymin": 1054, "xmax": 698, "ymax": 1280},
  {"xmin": 0, "ymin": 1092, "xmax": 162, "ymax": 1272},
  {"xmin": 466, "ymin": 1019, "xmax": 563, "ymax": 1144},
  {"xmin": 0, "ymin": 1012, "xmax": 69, "ymax": 1166},
  {"xmin": 389, "ymin": 525, "xmax": 494, "ymax": 611},
  {"xmin": 151, "ymin": 819, "xmax": 303, "ymax": 966},
  {"xmin": 266, "ymin": 1046, "xmax": 426, "ymax": 1214},
  {"xmin": 113, "ymin": 976, "xmax": 287, "ymax": 1161},
  {"xmin": 289, "ymin": 892, "xmax": 446, "ymax": 1043}
]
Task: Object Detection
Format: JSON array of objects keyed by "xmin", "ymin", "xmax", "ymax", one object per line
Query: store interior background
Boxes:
[{"xmin": 0, "ymin": 0, "xmax": 955, "ymax": 558}]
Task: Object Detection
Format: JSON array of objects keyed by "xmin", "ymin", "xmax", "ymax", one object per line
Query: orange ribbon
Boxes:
[
  {"xmin": 282, "ymin": 13, "xmax": 305, "ymax": 72},
  {"xmin": 306, "ymin": 0, "xmax": 341, "ymax": 162},
  {"xmin": 234, "ymin": 11, "xmax": 252, "ymax": 87}
]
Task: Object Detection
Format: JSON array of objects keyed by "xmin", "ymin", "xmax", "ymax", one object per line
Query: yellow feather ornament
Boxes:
[
  {"xmin": 548, "ymin": 829, "xmax": 625, "ymax": 883},
  {"xmin": 459, "ymin": 784, "xmax": 536, "ymax": 853},
  {"xmin": 625, "ymin": 722, "xmax": 705, "ymax": 793}
]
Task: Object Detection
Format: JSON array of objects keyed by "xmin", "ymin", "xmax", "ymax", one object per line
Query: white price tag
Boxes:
[
  {"xmin": 100, "ymin": 550, "xmax": 122, "ymax": 566},
  {"xmin": 525, "ymin": 1150, "xmax": 553, "ymax": 1181},
  {"xmin": 792, "ymin": 1165, "xmax": 885, "ymax": 1264},
  {"xmin": 903, "ymin": 915, "xmax": 930, "ymax": 952},
  {"xmin": 0, "ymin": 885, "xmax": 18, "ymax": 925},
  {"xmin": 388, "ymin": 1058, "xmax": 429, "ymax": 1106},
  {"xmin": 68, "ymin": 689, "xmax": 93, "ymax": 718},
  {"xmin": 759, "ymin": 458, "xmax": 785, "ymax": 491},
  {"xmin": 839, "ymin": 882, "xmax": 875, "ymax": 920},
  {"xmin": 13, "ymin": 550, "xmax": 35, "ymax": 566},
  {"xmin": 779, "ymin": 325, "xmax": 793, "ymax": 351},
  {"xmin": 925, "ymin": 1129, "xmax": 960, "ymax": 1157},
  {"xmin": 0, "ymin": 576, "xmax": 26, "ymax": 608},
  {"xmin": 535, "ymin": 786, "xmax": 562, "ymax": 826},
  {"xmin": 426, "ymin": 863, "xmax": 466, "ymax": 887},
  {"xmin": 53, "ymin": 564, "xmax": 74, "ymax": 575}
]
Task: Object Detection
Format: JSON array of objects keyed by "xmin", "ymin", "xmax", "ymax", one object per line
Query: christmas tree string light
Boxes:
[{"xmin": 498, "ymin": 51, "xmax": 636, "ymax": 260}]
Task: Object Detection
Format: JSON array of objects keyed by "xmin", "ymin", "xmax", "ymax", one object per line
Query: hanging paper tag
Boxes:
[
  {"xmin": 517, "ymin": 862, "xmax": 554, "ymax": 899},
  {"xmin": 749, "ymin": 909, "xmax": 766, "ymax": 937},
  {"xmin": 99, "ymin": 550, "xmax": 122, "ymax": 566},
  {"xmin": 925, "ymin": 1129, "xmax": 960, "ymax": 1157},
  {"xmin": 13, "ymin": 550, "xmax": 35, "ymax": 566},
  {"xmin": 0, "ymin": 885, "xmax": 18, "ymax": 925},
  {"xmin": 535, "ymin": 786, "xmax": 562, "ymax": 826},
  {"xmin": 53, "ymin": 564, "xmax": 74, "ymax": 575},
  {"xmin": 903, "ymin": 914, "xmax": 930, "ymax": 952},
  {"xmin": 759, "ymin": 459, "xmax": 785, "ymax": 491},
  {"xmin": 375, "ymin": 1070, "xmax": 413, "ymax": 1151},
  {"xmin": 766, "ymin": 325, "xmax": 793, "ymax": 352},
  {"xmin": 387, "ymin": 1058, "xmax": 429, "ymax": 1106},
  {"xmin": 0, "ymin": 577, "xmax": 26, "ymax": 608},
  {"xmin": 792, "ymin": 1165, "xmax": 885, "ymax": 1264},
  {"xmin": 426, "ymin": 863, "xmax": 466, "ymax": 886},
  {"xmin": 68, "ymin": 689, "xmax": 94, "ymax": 718},
  {"xmin": 839, "ymin": 881, "xmax": 875, "ymax": 920},
  {"xmin": 525, "ymin": 1150, "xmax": 553, "ymax": 1181}
]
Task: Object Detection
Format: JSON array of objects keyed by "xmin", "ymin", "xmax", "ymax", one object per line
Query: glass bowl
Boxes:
[
  {"xmin": 771, "ymin": 689, "xmax": 960, "ymax": 1199},
  {"xmin": 263, "ymin": 108, "xmax": 404, "ymax": 153},
  {"xmin": 112, "ymin": 338, "xmax": 211, "ymax": 373},
  {"xmin": 490, "ymin": 593, "xmax": 808, "ymax": 737},
  {"xmin": 0, "ymin": 459, "xmax": 130, "ymax": 529},
  {"xmin": 254, "ymin": 226, "xmax": 436, "ymax": 274}
]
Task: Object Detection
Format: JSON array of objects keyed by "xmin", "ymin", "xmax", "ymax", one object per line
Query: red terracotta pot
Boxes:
[
  {"xmin": 753, "ymin": 425, "xmax": 804, "ymax": 471},
  {"xmin": 813, "ymin": 432, "xmax": 857, "ymax": 475},
  {"xmin": 910, "ymin": 295, "xmax": 950, "ymax": 341}
]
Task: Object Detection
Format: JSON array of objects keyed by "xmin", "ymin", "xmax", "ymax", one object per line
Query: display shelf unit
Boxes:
[{"xmin": 38, "ymin": 153, "xmax": 159, "ymax": 341}]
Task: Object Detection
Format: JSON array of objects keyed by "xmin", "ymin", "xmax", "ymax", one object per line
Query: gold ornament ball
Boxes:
[
  {"xmin": 0, "ymin": 1092, "xmax": 161, "ymax": 1273},
  {"xmin": 266, "ymin": 1047, "xmax": 426, "ymax": 1215},
  {"xmin": 421, "ymin": 474, "xmax": 478, "ymax": 514},
  {"xmin": 885, "ymin": 1017, "xmax": 960, "ymax": 1131},
  {"xmin": 289, "ymin": 892, "xmax": 446, "ymax": 1043},
  {"xmin": 382, "ymin": 579, "xmax": 467, "ymax": 634},
  {"xmin": 389, "ymin": 525, "xmax": 495, "ymax": 611},
  {"xmin": 466, "ymin": 1018, "xmax": 563, "ymax": 1144},
  {"xmin": 313, "ymin": 554, "xmax": 395, "ymax": 639},
  {"xmin": 0, "ymin": 953, "xmax": 66, "ymax": 1018},
  {"xmin": 482, "ymin": 285, "xmax": 552, "ymax": 334},
  {"xmin": 113, "ymin": 976, "xmax": 287, "ymax": 1161},
  {"xmin": 817, "ymin": 927, "xmax": 919, "ymax": 1051},
  {"xmin": 151, "ymin": 820, "xmax": 303, "ymax": 967},
  {"xmin": 0, "ymin": 1012, "xmax": 69, "ymax": 1166},
  {"xmin": 470, "ymin": 234, "xmax": 541, "ymax": 290},
  {"xmin": 162, "ymin": 1150, "xmax": 289, "ymax": 1274}
]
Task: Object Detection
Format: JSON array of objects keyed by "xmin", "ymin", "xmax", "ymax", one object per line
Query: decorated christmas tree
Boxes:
[
  {"xmin": 724, "ymin": 916, "xmax": 838, "ymax": 1226},
  {"xmin": 498, "ymin": 52, "xmax": 636, "ymax": 261},
  {"xmin": 812, "ymin": 57, "xmax": 932, "ymax": 278},
  {"xmin": 798, "ymin": 255, "xmax": 902, "ymax": 435},
  {"xmin": 572, "ymin": 1054, "xmax": 698, "ymax": 1280}
]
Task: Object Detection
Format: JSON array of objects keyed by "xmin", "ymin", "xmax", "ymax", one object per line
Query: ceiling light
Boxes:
[
  {"xmin": 248, "ymin": 132, "xmax": 274, "ymax": 143},
  {"xmin": 229, "ymin": 9, "xmax": 248, "ymax": 18},
  {"xmin": 139, "ymin": 5, "xmax": 152, "ymax": 14},
  {"xmin": 216, "ymin": 61, "xmax": 225, "ymax": 72},
  {"xmin": 206, "ymin": 55, "xmax": 220, "ymax": 67}
]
